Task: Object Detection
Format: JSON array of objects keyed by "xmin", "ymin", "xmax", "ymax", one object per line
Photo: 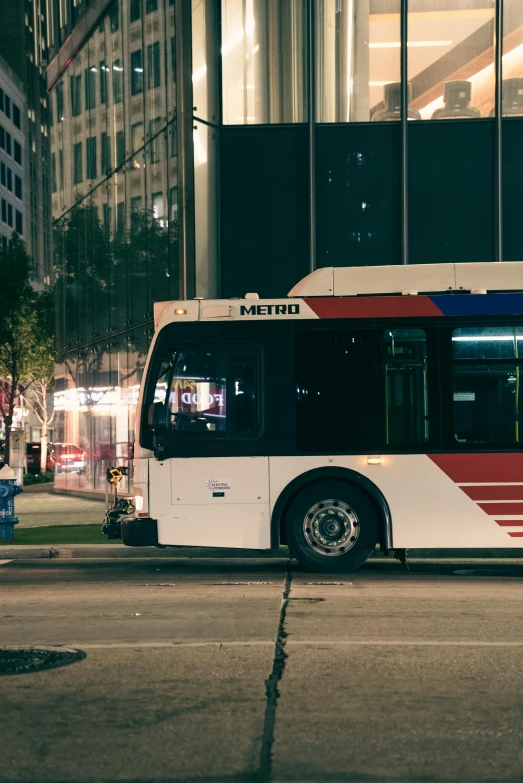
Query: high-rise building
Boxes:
[
  {"xmin": 0, "ymin": 0, "xmax": 52, "ymax": 284},
  {"xmin": 0, "ymin": 56, "xmax": 26, "ymax": 248},
  {"xmin": 49, "ymin": 0, "xmax": 523, "ymax": 496}
]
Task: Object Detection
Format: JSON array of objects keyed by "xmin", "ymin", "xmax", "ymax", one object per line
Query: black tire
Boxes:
[
  {"xmin": 284, "ymin": 480, "xmax": 379, "ymax": 572},
  {"xmin": 121, "ymin": 517, "xmax": 158, "ymax": 547}
]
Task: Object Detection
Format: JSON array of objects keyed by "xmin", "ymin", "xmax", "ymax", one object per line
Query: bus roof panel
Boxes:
[{"xmin": 288, "ymin": 262, "xmax": 523, "ymax": 297}]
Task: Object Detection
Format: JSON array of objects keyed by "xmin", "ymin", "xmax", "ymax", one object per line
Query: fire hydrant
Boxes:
[{"xmin": 0, "ymin": 465, "xmax": 22, "ymax": 541}]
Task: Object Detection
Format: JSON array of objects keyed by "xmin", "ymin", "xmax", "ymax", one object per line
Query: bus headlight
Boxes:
[{"xmin": 135, "ymin": 495, "xmax": 144, "ymax": 511}]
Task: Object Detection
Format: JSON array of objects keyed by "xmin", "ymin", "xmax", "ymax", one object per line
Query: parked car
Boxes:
[
  {"xmin": 51, "ymin": 443, "xmax": 87, "ymax": 473},
  {"xmin": 26, "ymin": 442, "xmax": 54, "ymax": 474}
]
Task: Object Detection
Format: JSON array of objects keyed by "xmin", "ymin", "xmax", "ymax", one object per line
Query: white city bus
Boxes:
[{"xmin": 123, "ymin": 262, "xmax": 523, "ymax": 571}]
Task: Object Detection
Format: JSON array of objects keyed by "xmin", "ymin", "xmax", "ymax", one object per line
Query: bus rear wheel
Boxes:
[{"xmin": 284, "ymin": 480, "xmax": 379, "ymax": 572}]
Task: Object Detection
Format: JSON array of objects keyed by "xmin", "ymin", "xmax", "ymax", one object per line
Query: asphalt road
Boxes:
[{"xmin": 2, "ymin": 556, "xmax": 523, "ymax": 783}]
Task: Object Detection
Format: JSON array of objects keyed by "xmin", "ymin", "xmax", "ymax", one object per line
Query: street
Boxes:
[{"xmin": 2, "ymin": 556, "xmax": 523, "ymax": 783}]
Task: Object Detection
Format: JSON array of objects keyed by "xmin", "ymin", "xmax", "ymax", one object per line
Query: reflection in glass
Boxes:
[{"xmin": 222, "ymin": 0, "xmax": 306, "ymax": 124}]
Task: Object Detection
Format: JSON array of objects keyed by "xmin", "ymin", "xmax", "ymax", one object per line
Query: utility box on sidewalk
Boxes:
[
  {"xmin": 10, "ymin": 431, "xmax": 25, "ymax": 487},
  {"xmin": 0, "ymin": 465, "xmax": 22, "ymax": 541}
]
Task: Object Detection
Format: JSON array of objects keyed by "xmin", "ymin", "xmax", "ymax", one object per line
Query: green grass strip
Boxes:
[{"xmin": 0, "ymin": 525, "xmax": 119, "ymax": 546}]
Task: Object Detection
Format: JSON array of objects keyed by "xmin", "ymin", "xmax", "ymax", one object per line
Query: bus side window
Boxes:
[
  {"xmin": 452, "ymin": 327, "xmax": 523, "ymax": 444},
  {"xmin": 384, "ymin": 328, "xmax": 428, "ymax": 445}
]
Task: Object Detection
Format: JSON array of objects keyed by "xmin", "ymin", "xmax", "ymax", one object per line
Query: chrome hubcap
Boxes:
[{"xmin": 303, "ymin": 499, "xmax": 359, "ymax": 557}]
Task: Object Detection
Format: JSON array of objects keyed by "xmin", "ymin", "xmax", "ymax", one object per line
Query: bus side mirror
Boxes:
[{"xmin": 148, "ymin": 402, "xmax": 168, "ymax": 430}]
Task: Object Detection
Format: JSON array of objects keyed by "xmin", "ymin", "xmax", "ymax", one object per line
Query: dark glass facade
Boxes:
[
  {"xmin": 50, "ymin": 0, "xmax": 180, "ymax": 494},
  {"xmin": 50, "ymin": 0, "xmax": 523, "ymax": 494}
]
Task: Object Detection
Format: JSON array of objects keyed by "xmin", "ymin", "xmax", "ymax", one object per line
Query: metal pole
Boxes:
[
  {"xmin": 400, "ymin": 0, "xmax": 408, "ymax": 265},
  {"xmin": 308, "ymin": 0, "xmax": 316, "ymax": 273},
  {"xmin": 175, "ymin": 0, "xmax": 196, "ymax": 299},
  {"xmin": 495, "ymin": 0, "xmax": 504, "ymax": 262}
]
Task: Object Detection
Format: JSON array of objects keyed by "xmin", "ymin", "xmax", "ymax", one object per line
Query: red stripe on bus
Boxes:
[
  {"xmin": 508, "ymin": 532, "xmax": 523, "ymax": 537},
  {"xmin": 304, "ymin": 296, "xmax": 444, "ymax": 319},
  {"xmin": 478, "ymin": 502, "xmax": 523, "ymax": 515},
  {"xmin": 461, "ymin": 485, "xmax": 523, "ymax": 500},
  {"xmin": 428, "ymin": 454, "xmax": 523, "ymax": 484},
  {"xmin": 495, "ymin": 520, "xmax": 523, "ymax": 526}
]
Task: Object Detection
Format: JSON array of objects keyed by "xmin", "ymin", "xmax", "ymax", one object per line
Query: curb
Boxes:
[
  {"xmin": 0, "ymin": 544, "xmax": 291, "ymax": 560},
  {"xmin": 1, "ymin": 545, "xmax": 523, "ymax": 560}
]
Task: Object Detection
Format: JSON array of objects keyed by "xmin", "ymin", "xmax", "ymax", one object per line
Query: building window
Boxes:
[
  {"xmin": 109, "ymin": 1, "xmax": 119, "ymax": 32},
  {"xmin": 130, "ymin": 0, "xmax": 141, "ymax": 22},
  {"xmin": 103, "ymin": 203, "xmax": 112, "ymax": 233},
  {"xmin": 15, "ymin": 210, "xmax": 22, "ymax": 235},
  {"xmin": 170, "ymin": 123, "xmax": 177, "ymax": 157},
  {"xmin": 131, "ymin": 195, "xmax": 142, "ymax": 225},
  {"xmin": 12, "ymin": 104, "xmax": 21, "ymax": 129},
  {"xmin": 131, "ymin": 122, "xmax": 143, "ymax": 153},
  {"xmin": 4, "ymin": 95, "xmax": 11, "ymax": 120},
  {"xmin": 70, "ymin": 74, "xmax": 82, "ymax": 116},
  {"xmin": 56, "ymin": 82, "xmax": 64, "ymax": 121},
  {"xmin": 0, "ymin": 162, "xmax": 5, "ymax": 186},
  {"xmin": 222, "ymin": 1, "xmax": 306, "ymax": 124},
  {"xmin": 86, "ymin": 136, "xmax": 97, "ymax": 179},
  {"xmin": 73, "ymin": 142, "xmax": 83, "ymax": 184},
  {"xmin": 131, "ymin": 50, "xmax": 143, "ymax": 95},
  {"xmin": 14, "ymin": 175, "xmax": 22, "ymax": 200},
  {"xmin": 0, "ymin": 126, "xmax": 4, "ymax": 149},
  {"xmin": 51, "ymin": 152, "xmax": 57, "ymax": 193},
  {"xmin": 13, "ymin": 141, "xmax": 21, "ymax": 165},
  {"xmin": 152, "ymin": 191, "xmax": 164, "ymax": 223},
  {"xmin": 101, "ymin": 132, "xmax": 111, "ymax": 173},
  {"xmin": 7, "ymin": 167, "xmax": 12, "ymax": 192},
  {"xmin": 149, "ymin": 117, "xmax": 163, "ymax": 163},
  {"xmin": 0, "ymin": 88, "xmax": 3, "ymax": 113},
  {"xmin": 116, "ymin": 130, "xmax": 125, "ymax": 166},
  {"xmin": 100, "ymin": 61, "xmax": 107, "ymax": 104},
  {"xmin": 112, "ymin": 60, "xmax": 123, "ymax": 103},
  {"xmin": 5, "ymin": 132, "xmax": 11, "ymax": 156},
  {"xmin": 171, "ymin": 37, "xmax": 176, "ymax": 82},
  {"xmin": 169, "ymin": 186, "xmax": 177, "ymax": 222},
  {"xmin": 1, "ymin": 198, "xmax": 5, "ymax": 223},
  {"xmin": 147, "ymin": 42, "xmax": 161, "ymax": 89},
  {"xmin": 146, "ymin": 0, "xmax": 158, "ymax": 12},
  {"xmin": 116, "ymin": 200, "xmax": 125, "ymax": 239},
  {"xmin": 85, "ymin": 67, "xmax": 97, "ymax": 110},
  {"xmin": 59, "ymin": 150, "xmax": 64, "ymax": 191},
  {"xmin": 7, "ymin": 202, "xmax": 12, "ymax": 227}
]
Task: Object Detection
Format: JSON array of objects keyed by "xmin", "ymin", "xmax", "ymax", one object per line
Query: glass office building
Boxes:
[{"xmin": 48, "ymin": 0, "xmax": 523, "ymax": 494}]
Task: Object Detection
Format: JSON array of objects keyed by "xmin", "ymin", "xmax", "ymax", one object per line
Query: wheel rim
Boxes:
[{"xmin": 303, "ymin": 499, "xmax": 360, "ymax": 557}]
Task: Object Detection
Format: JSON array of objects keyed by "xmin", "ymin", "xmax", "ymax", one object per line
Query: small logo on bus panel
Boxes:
[
  {"xmin": 239, "ymin": 304, "xmax": 300, "ymax": 316},
  {"xmin": 206, "ymin": 478, "xmax": 231, "ymax": 494}
]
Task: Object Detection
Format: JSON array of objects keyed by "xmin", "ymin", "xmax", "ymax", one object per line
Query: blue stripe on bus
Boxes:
[{"xmin": 431, "ymin": 293, "xmax": 523, "ymax": 317}]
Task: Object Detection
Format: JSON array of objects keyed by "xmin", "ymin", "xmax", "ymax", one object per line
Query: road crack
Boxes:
[{"xmin": 256, "ymin": 561, "xmax": 292, "ymax": 783}]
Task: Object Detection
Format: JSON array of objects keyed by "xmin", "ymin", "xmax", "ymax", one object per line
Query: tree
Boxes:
[
  {"xmin": 0, "ymin": 236, "xmax": 34, "ymax": 465},
  {"xmin": 0, "ymin": 236, "xmax": 54, "ymax": 468},
  {"xmin": 20, "ymin": 290, "xmax": 55, "ymax": 472}
]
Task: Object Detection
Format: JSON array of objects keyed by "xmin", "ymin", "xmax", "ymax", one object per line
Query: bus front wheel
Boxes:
[{"xmin": 284, "ymin": 480, "xmax": 379, "ymax": 572}]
